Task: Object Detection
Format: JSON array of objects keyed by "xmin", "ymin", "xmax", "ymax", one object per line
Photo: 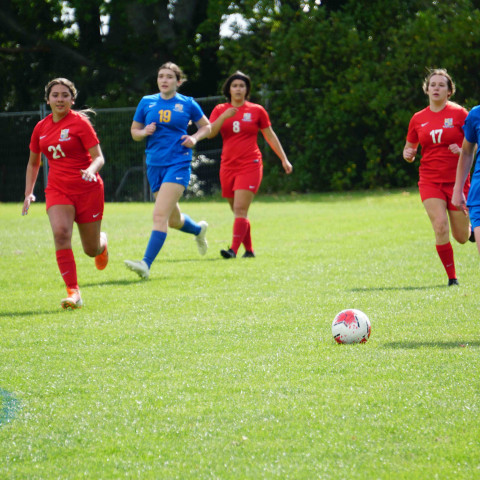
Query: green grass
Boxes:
[{"xmin": 1, "ymin": 191, "xmax": 479, "ymax": 479}]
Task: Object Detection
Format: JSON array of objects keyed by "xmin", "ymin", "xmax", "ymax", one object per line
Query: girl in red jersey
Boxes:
[
  {"xmin": 403, "ymin": 69, "xmax": 472, "ymax": 286},
  {"xmin": 22, "ymin": 78, "xmax": 108, "ymax": 309},
  {"xmin": 208, "ymin": 71, "xmax": 293, "ymax": 258}
]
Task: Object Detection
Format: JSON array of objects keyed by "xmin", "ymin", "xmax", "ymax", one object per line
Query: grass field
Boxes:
[{"xmin": 1, "ymin": 191, "xmax": 479, "ymax": 479}]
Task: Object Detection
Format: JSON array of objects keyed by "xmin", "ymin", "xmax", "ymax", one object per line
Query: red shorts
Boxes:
[
  {"xmin": 45, "ymin": 184, "xmax": 104, "ymax": 223},
  {"xmin": 418, "ymin": 180, "xmax": 470, "ymax": 211},
  {"xmin": 220, "ymin": 167, "xmax": 263, "ymax": 198}
]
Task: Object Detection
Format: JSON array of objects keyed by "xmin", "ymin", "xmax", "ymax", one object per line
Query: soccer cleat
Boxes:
[
  {"xmin": 95, "ymin": 232, "xmax": 109, "ymax": 270},
  {"xmin": 469, "ymin": 226, "xmax": 475, "ymax": 243},
  {"xmin": 124, "ymin": 259, "xmax": 150, "ymax": 279},
  {"xmin": 195, "ymin": 221, "xmax": 208, "ymax": 255},
  {"xmin": 448, "ymin": 278, "xmax": 459, "ymax": 286},
  {"xmin": 61, "ymin": 288, "xmax": 83, "ymax": 310},
  {"xmin": 220, "ymin": 248, "xmax": 236, "ymax": 259},
  {"xmin": 242, "ymin": 251, "xmax": 255, "ymax": 258}
]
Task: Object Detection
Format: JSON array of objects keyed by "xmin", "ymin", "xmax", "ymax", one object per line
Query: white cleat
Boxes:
[
  {"xmin": 124, "ymin": 259, "xmax": 150, "ymax": 279},
  {"xmin": 195, "ymin": 221, "xmax": 208, "ymax": 255}
]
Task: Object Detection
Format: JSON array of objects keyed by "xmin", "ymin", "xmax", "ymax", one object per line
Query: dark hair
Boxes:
[
  {"xmin": 423, "ymin": 68, "xmax": 456, "ymax": 97},
  {"xmin": 158, "ymin": 62, "xmax": 186, "ymax": 83},
  {"xmin": 222, "ymin": 71, "xmax": 251, "ymax": 101},
  {"xmin": 44, "ymin": 78, "xmax": 78, "ymax": 101}
]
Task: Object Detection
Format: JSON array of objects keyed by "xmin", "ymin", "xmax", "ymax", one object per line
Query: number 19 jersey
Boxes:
[{"xmin": 406, "ymin": 102, "xmax": 468, "ymax": 183}]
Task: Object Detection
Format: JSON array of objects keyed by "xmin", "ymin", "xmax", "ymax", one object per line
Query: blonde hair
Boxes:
[{"xmin": 158, "ymin": 62, "xmax": 186, "ymax": 84}]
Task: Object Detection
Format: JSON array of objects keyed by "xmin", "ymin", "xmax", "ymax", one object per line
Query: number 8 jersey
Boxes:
[
  {"xmin": 406, "ymin": 102, "xmax": 468, "ymax": 183},
  {"xmin": 209, "ymin": 101, "xmax": 271, "ymax": 171},
  {"xmin": 29, "ymin": 110, "xmax": 101, "ymax": 194}
]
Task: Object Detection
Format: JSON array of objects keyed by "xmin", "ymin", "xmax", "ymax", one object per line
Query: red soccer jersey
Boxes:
[
  {"xmin": 406, "ymin": 102, "xmax": 468, "ymax": 183},
  {"xmin": 29, "ymin": 110, "xmax": 102, "ymax": 194},
  {"xmin": 209, "ymin": 101, "xmax": 271, "ymax": 171}
]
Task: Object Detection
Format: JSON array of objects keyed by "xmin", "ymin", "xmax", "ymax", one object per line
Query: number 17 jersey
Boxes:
[{"xmin": 406, "ymin": 102, "xmax": 468, "ymax": 183}]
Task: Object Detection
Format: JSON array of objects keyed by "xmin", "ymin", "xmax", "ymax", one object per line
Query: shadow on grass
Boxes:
[
  {"xmin": 351, "ymin": 284, "xmax": 445, "ymax": 292},
  {"xmin": 0, "ymin": 309, "xmax": 59, "ymax": 318},
  {"xmin": 383, "ymin": 341, "xmax": 480, "ymax": 349}
]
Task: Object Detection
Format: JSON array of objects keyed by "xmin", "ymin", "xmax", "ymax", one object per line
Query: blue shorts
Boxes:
[
  {"xmin": 468, "ymin": 204, "xmax": 480, "ymax": 229},
  {"xmin": 146, "ymin": 164, "xmax": 191, "ymax": 192}
]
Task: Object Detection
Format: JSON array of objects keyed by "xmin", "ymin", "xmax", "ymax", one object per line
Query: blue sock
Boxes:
[
  {"xmin": 180, "ymin": 214, "xmax": 201, "ymax": 235},
  {"xmin": 143, "ymin": 230, "xmax": 167, "ymax": 268}
]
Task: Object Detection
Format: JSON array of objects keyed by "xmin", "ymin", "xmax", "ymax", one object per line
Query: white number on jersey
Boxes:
[
  {"xmin": 48, "ymin": 144, "xmax": 66, "ymax": 159},
  {"xmin": 232, "ymin": 121, "xmax": 241, "ymax": 133},
  {"xmin": 429, "ymin": 129, "xmax": 443, "ymax": 144}
]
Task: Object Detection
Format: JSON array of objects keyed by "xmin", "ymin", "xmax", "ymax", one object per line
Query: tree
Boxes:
[{"xmin": 0, "ymin": 0, "xmax": 225, "ymax": 110}]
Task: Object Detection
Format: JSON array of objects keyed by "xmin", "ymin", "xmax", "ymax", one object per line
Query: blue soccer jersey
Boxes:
[
  {"xmin": 133, "ymin": 93, "xmax": 205, "ymax": 167},
  {"xmin": 462, "ymin": 106, "xmax": 480, "ymax": 207}
]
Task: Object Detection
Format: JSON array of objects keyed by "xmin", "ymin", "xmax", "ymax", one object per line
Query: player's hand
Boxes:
[
  {"xmin": 403, "ymin": 147, "xmax": 417, "ymax": 162},
  {"xmin": 448, "ymin": 143, "xmax": 461, "ymax": 155},
  {"xmin": 180, "ymin": 135, "xmax": 197, "ymax": 148},
  {"xmin": 222, "ymin": 108, "xmax": 238, "ymax": 119},
  {"xmin": 143, "ymin": 122, "xmax": 156, "ymax": 137},
  {"xmin": 452, "ymin": 190, "xmax": 468, "ymax": 215},
  {"xmin": 22, "ymin": 194, "xmax": 36, "ymax": 216},
  {"xmin": 81, "ymin": 169, "xmax": 98, "ymax": 182},
  {"xmin": 282, "ymin": 159, "xmax": 293, "ymax": 174}
]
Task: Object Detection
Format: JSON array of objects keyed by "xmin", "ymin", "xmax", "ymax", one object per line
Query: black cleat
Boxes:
[
  {"xmin": 220, "ymin": 248, "xmax": 236, "ymax": 259},
  {"xmin": 242, "ymin": 251, "xmax": 255, "ymax": 258},
  {"xmin": 469, "ymin": 226, "xmax": 475, "ymax": 243},
  {"xmin": 448, "ymin": 278, "xmax": 459, "ymax": 286}
]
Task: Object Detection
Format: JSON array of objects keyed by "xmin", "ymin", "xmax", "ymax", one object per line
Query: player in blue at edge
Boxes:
[{"xmin": 124, "ymin": 62, "xmax": 211, "ymax": 279}]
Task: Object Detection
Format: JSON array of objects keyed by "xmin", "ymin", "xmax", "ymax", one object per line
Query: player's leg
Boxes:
[
  {"xmin": 125, "ymin": 182, "xmax": 185, "ymax": 278},
  {"xmin": 221, "ymin": 189, "xmax": 255, "ymax": 258},
  {"xmin": 423, "ymin": 197, "xmax": 457, "ymax": 284},
  {"xmin": 448, "ymin": 209, "xmax": 470, "ymax": 244},
  {"xmin": 466, "ymin": 205, "xmax": 480, "ymax": 256},
  {"xmin": 169, "ymin": 203, "xmax": 208, "ymax": 256},
  {"xmin": 236, "ymin": 168, "xmax": 261, "ymax": 257},
  {"xmin": 47, "ymin": 203, "xmax": 83, "ymax": 308},
  {"xmin": 75, "ymin": 184, "xmax": 108, "ymax": 269}
]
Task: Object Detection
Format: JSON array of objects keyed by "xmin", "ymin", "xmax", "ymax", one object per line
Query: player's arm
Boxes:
[
  {"xmin": 22, "ymin": 151, "xmax": 41, "ymax": 215},
  {"xmin": 80, "ymin": 144, "xmax": 106, "ymax": 182},
  {"xmin": 181, "ymin": 116, "xmax": 211, "ymax": 148},
  {"xmin": 452, "ymin": 138, "xmax": 476, "ymax": 213},
  {"xmin": 261, "ymin": 126, "xmax": 293, "ymax": 174},
  {"xmin": 403, "ymin": 141, "xmax": 418, "ymax": 163},
  {"xmin": 207, "ymin": 107, "xmax": 238, "ymax": 139},
  {"xmin": 131, "ymin": 120, "xmax": 156, "ymax": 141}
]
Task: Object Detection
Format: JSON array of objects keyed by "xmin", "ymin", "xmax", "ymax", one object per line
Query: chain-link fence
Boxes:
[{"xmin": 0, "ymin": 96, "xmax": 226, "ymax": 202}]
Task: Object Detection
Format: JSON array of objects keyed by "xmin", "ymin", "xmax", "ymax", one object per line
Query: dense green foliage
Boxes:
[
  {"xmin": 220, "ymin": 0, "xmax": 480, "ymax": 191},
  {"xmin": 1, "ymin": 195, "xmax": 479, "ymax": 478},
  {"xmin": 3, "ymin": 0, "xmax": 480, "ymax": 191}
]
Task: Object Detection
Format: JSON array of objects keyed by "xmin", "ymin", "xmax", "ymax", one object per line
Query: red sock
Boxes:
[
  {"xmin": 56, "ymin": 249, "xmax": 79, "ymax": 289},
  {"xmin": 436, "ymin": 242, "xmax": 456, "ymax": 279},
  {"xmin": 242, "ymin": 219, "xmax": 253, "ymax": 252},
  {"xmin": 231, "ymin": 217, "xmax": 249, "ymax": 254}
]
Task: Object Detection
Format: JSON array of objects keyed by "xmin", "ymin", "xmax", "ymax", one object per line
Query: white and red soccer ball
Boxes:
[{"xmin": 332, "ymin": 309, "xmax": 371, "ymax": 344}]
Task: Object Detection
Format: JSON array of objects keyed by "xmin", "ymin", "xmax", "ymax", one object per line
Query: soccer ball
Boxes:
[{"xmin": 332, "ymin": 309, "xmax": 371, "ymax": 344}]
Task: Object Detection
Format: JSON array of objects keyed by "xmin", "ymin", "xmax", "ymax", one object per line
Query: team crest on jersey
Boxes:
[
  {"xmin": 59, "ymin": 129, "xmax": 70, "ymax": 141},
  {"xmin": 174, "ymin": 104, "xmax": 184, "ymax": 113},
  {"xmin": 443, "ymin": 118, "xmax": 453, "ymax": 128},
  {"xmin": 242, "ymin": 113, "xmax": 252, "ymax": 122}
]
